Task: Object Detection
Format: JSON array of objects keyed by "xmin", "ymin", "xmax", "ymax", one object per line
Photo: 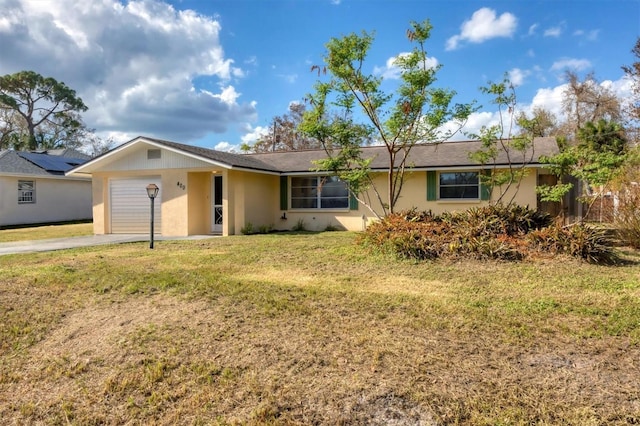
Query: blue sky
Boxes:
[{"xmin": 1, "ymin": 0, "xmax": 638, "ymax": 151}]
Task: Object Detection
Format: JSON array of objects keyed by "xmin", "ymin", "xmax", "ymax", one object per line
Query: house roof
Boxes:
[
  {"xmin": 250, "ymin": 137, "xmax": 559, "ymax": 173},
  {"xmin": 145, "ymin": 138, "xmax": 280, "ymax": 173},
  {"xmin": 68, "ymin": 136, "xmax": 281, "ymax": 175},
  {"xmin": 67, "ymin": 135, "xmax": 560, "ymax": 176},
  {"xmin": 0, "ymin": 149, "xmax": 91, "ymax": 177}
]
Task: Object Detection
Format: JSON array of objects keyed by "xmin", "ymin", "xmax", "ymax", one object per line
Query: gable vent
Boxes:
[{"xmin": 147, "ymin": 149, "xmax": 161, "ymax": 160}]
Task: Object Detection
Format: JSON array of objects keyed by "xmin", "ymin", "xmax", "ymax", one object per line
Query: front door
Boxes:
[{"xmin": 211, "ymin": 175, "xmax": 223, "ymax": 234}]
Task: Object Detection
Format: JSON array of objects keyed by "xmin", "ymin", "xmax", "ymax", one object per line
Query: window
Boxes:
[
  {"xmin": 290, "ymin": 176, "xmax": 349, "ymax": 209},
  {"xmin": 18, "ymin": 180, "xmax": 35, "ymax": 204},
  {"xmin": 439, "ymin": 172, "xmax": 479, "ymax": 199}
]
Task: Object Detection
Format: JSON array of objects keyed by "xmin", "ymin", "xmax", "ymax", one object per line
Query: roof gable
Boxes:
[{"xmin": 68, "ymin": 136, "xmax": 280, "ymax": 175}]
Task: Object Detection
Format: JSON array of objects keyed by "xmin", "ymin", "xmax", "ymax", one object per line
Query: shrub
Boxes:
[
  {"xmin": 241, "ymin": 223, "xmax": 273, "ymax": 235},
  {"xmin": 613, "ymin": 170, "xmax": 640, "ymax": 249},
  {"xmin": 362, "ymin": 204, "xmax": 619, "ymax": 264},
  {"xmin": 257, "ymin": 224, "xmax": 273, "ymax": 234},
  {"xmin": 241, "ymin": 222, "xmax": 254, "ymax": 235},
  {"xmin": 292, "ymin": 219, "xmax": 306, "ymax": 232},
  {"xmin": 528, "ymin": 223, "xmax": 621, "ymax": 265}
]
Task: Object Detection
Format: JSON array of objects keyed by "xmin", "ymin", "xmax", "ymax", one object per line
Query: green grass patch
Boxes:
[{"xmin": 0, "ymin": 222, "xmax": 93, "ymax": 242}]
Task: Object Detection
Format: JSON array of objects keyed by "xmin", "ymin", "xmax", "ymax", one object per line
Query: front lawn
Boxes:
[
  {"xmin": 0, "ymin": 222, "xmax": 93, "ymax": 243},
  {"xmin": 1, "ymin": 232, "xmax": 639, "ymax": 424}
]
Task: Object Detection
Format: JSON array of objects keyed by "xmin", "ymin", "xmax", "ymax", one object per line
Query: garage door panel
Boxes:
[{"xmin": 110, "ymin": 177, "xmax": 161, "ymax": 234}]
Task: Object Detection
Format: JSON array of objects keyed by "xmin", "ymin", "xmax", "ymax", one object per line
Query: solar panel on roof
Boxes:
[{"xmin": 17, "ymin": 152, "xmax": 86, "ymax": 173}]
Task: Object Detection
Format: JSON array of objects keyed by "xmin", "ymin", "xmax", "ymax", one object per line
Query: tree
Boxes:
[
  {"xmin": 622, "ymin": 37, "xmax": 640, "ymax": 143},
  {"xmin": 518, "ymin": 106, "xmax": 558, "ymax": 137},
  {"xmin": 0, "ymin": 71, "xmax": 88, "ymax": 150},
  {"xmin": 468, "ymin": 77, "xmax": 538, "ymax": 206},
  {"xmin": 537, "ymin": 119, "xmax": 628, "ymax": 221},
  {"xmin": 244, "ymin": 103, "xmax": 322, "ymax": 153},
  {"xmin": 300, "ymin": 20, "xmax": 475, "ymax": 217},
  {"xmin": 84, "ymin": 132, "xmax": 115, "ymax": 157},
  {"xmin": 559, "ymin": 71, "xmax": 622, "ymax": 139}
]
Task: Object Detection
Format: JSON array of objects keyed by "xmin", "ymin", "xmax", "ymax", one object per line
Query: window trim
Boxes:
[
  {"xmin": 18, "ymin": 180, "xmax": 36, "ymax": 204},
  {"xmin": 438, "ymin": 171, "xmax": 480, "ymax": 200},
  {"xmin": 289, "ymin": 175, "xmax": 350, "ymax": 210}
]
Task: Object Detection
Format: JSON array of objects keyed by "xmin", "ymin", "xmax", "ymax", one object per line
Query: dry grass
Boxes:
[{"xmin": 1, "ymin": 230, "xmax": 639, "ymax": 424}]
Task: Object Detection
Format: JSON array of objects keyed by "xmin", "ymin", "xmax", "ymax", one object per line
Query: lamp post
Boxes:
[{"xmin": 146, "ymin": 183, "xmax": 159, "ymax": 249}]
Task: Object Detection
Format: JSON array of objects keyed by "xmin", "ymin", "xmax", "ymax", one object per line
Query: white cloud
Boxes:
[
  {"xmin": 574, "ymin": 29, "xmax": 600, "ymax": 41},
  {"xmin": 528, "ymin": 24, "xmax": 538, "ymax": 36},
  {"xmin": 278, "ymin": 73, "xmax": 298, "ymax": 84},
  {"xmin": 550, "ymin": 58, "xmax": 592, "ymax": 72},
  {"xmin": 214, "ymin": 141, "xmax": 237, "ymax": 152},
  {"xmin": 444, "ymin": 75, "xmax": 631, "ymax": 142},
  {"xmin": 446, "ymin": 8, "xmax": 517, "ymax": 51},
  {"xmin": 544, "ymin": 26, "xmax": 562, "ymax": 38},
  {"xmin": 373, "ymin": 53, "xmax": 439, "ymax": 80},
  {"xmin": 0, "ymin": 0, "xmax": 257, "ymax": 143},
  {"xmin": 508, "ymin": 68, "xmax": 531, "ymax": 87},
  {"xmin": 240, "ymin": 125, "xmax": 269, "ymax": 145},
  {"xmin": 213, "ymin": 86, "xmax": 241, "ymax": 105},
  {"xmin": 528, "ymin": 85, "xmax": 566, "ymax": 118}
]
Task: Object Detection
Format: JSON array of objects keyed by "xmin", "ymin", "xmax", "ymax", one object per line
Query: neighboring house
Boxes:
[
  {"xmin": 67, "ymin": 136, "xmax": 560, "ymax": 236},
  {"xmin": 0, "ymin": 149, "xmax": 93, "ymax": 227}
]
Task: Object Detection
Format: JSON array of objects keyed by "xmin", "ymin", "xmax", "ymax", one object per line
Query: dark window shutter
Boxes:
[
  {"xmin": 426, "ymin": 171, "xmax": 437, "ymax": 201},
  {"xmin": 280, "ymin": 176, "xmax": 288, "ymax": 210},
  {"xmin": 349, "ymin": 191, "xmax": 358, "ymax": 210},
  {"xmin": 480, "ymin": 169, "xmax": 491, "ymax": 201}
]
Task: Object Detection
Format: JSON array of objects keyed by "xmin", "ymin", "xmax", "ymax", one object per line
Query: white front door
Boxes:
[{"xmin": 211, "ymin": 175, "xmax": 223, "ymax": 233}]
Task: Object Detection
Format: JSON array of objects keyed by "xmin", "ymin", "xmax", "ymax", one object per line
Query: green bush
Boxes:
[{"xmin": 241, "ymin": 222, "xmax": 254, "ymax": 235}]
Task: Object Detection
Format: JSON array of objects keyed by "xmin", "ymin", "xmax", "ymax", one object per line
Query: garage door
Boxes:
[{"xmin": 110, "ymin": 177, "xmax": 162, "ymax": 234}]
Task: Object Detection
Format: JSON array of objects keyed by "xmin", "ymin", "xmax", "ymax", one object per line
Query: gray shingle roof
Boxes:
[
  {"xmin": 249, "ymin": 137, "xmax": 560, "ymax": 173},
  {"xmin": 70, "ymin": 136, "xmax": 560, "ymax": 176},
  {"xmin": 0, "ymin": 150, "xmax": 50, "ymax": 175},
  {"xmin": 143, "ymin": 137, "xmax": 280, "ymax": 173},
  {"xmin": 0, "ymin": 150, "xmax": 90, "ymax": 176}
]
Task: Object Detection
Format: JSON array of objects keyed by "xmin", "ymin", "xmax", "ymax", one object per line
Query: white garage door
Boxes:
[{"xmin": 110, "ymin": 177, "xmax": 162, "ymax": 234}]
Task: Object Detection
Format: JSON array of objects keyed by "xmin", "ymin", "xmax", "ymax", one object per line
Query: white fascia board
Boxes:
[
  {"xmin": 281, "ymin": 163, "xmax": 544, "ymax": 176},
  {"xmin": 227, "ymin": 166, "xmax": 281, "ymax": 175}
]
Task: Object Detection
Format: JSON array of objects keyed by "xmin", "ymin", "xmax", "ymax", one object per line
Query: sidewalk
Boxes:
[{"xmin": 0, "ymin": 234, "xmax": 215, "ymax": 256}]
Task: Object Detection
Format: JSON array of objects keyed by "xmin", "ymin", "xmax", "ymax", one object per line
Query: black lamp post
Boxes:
[{"xmin": 146, "ymin": 183, "xmax": 159, "ymax": 249}]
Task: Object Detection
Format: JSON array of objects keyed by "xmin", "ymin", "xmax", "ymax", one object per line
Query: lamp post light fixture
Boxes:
[{"xmin": 146, "ymin": 183, "xmax": 159, "ymax": 249}]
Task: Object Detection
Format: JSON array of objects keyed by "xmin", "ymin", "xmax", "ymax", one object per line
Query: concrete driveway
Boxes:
[{"xmin": 0, "ymin": 234, "xmax": 216, "ymax": 256}]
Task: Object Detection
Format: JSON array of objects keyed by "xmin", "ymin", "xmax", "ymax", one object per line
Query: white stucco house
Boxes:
[{"xmin": 0, "ymin": 149, "xmax": 93, "ymax": 227}]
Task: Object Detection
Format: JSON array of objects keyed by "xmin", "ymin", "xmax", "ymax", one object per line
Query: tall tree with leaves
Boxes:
[
  {"xmin": 0, "ymin": 71, "xmax": 88, "ymax": 150},
  {"xmin": 537, "ymin": 119, "xmax": 628, "ymax": 221},
  {"xmin": 469, "ymin": 77, "xmax": 539, "ymax": 206},
  {"xmin": 300, "ymin": 20, "xmax": 474, "ymax": 217}
]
